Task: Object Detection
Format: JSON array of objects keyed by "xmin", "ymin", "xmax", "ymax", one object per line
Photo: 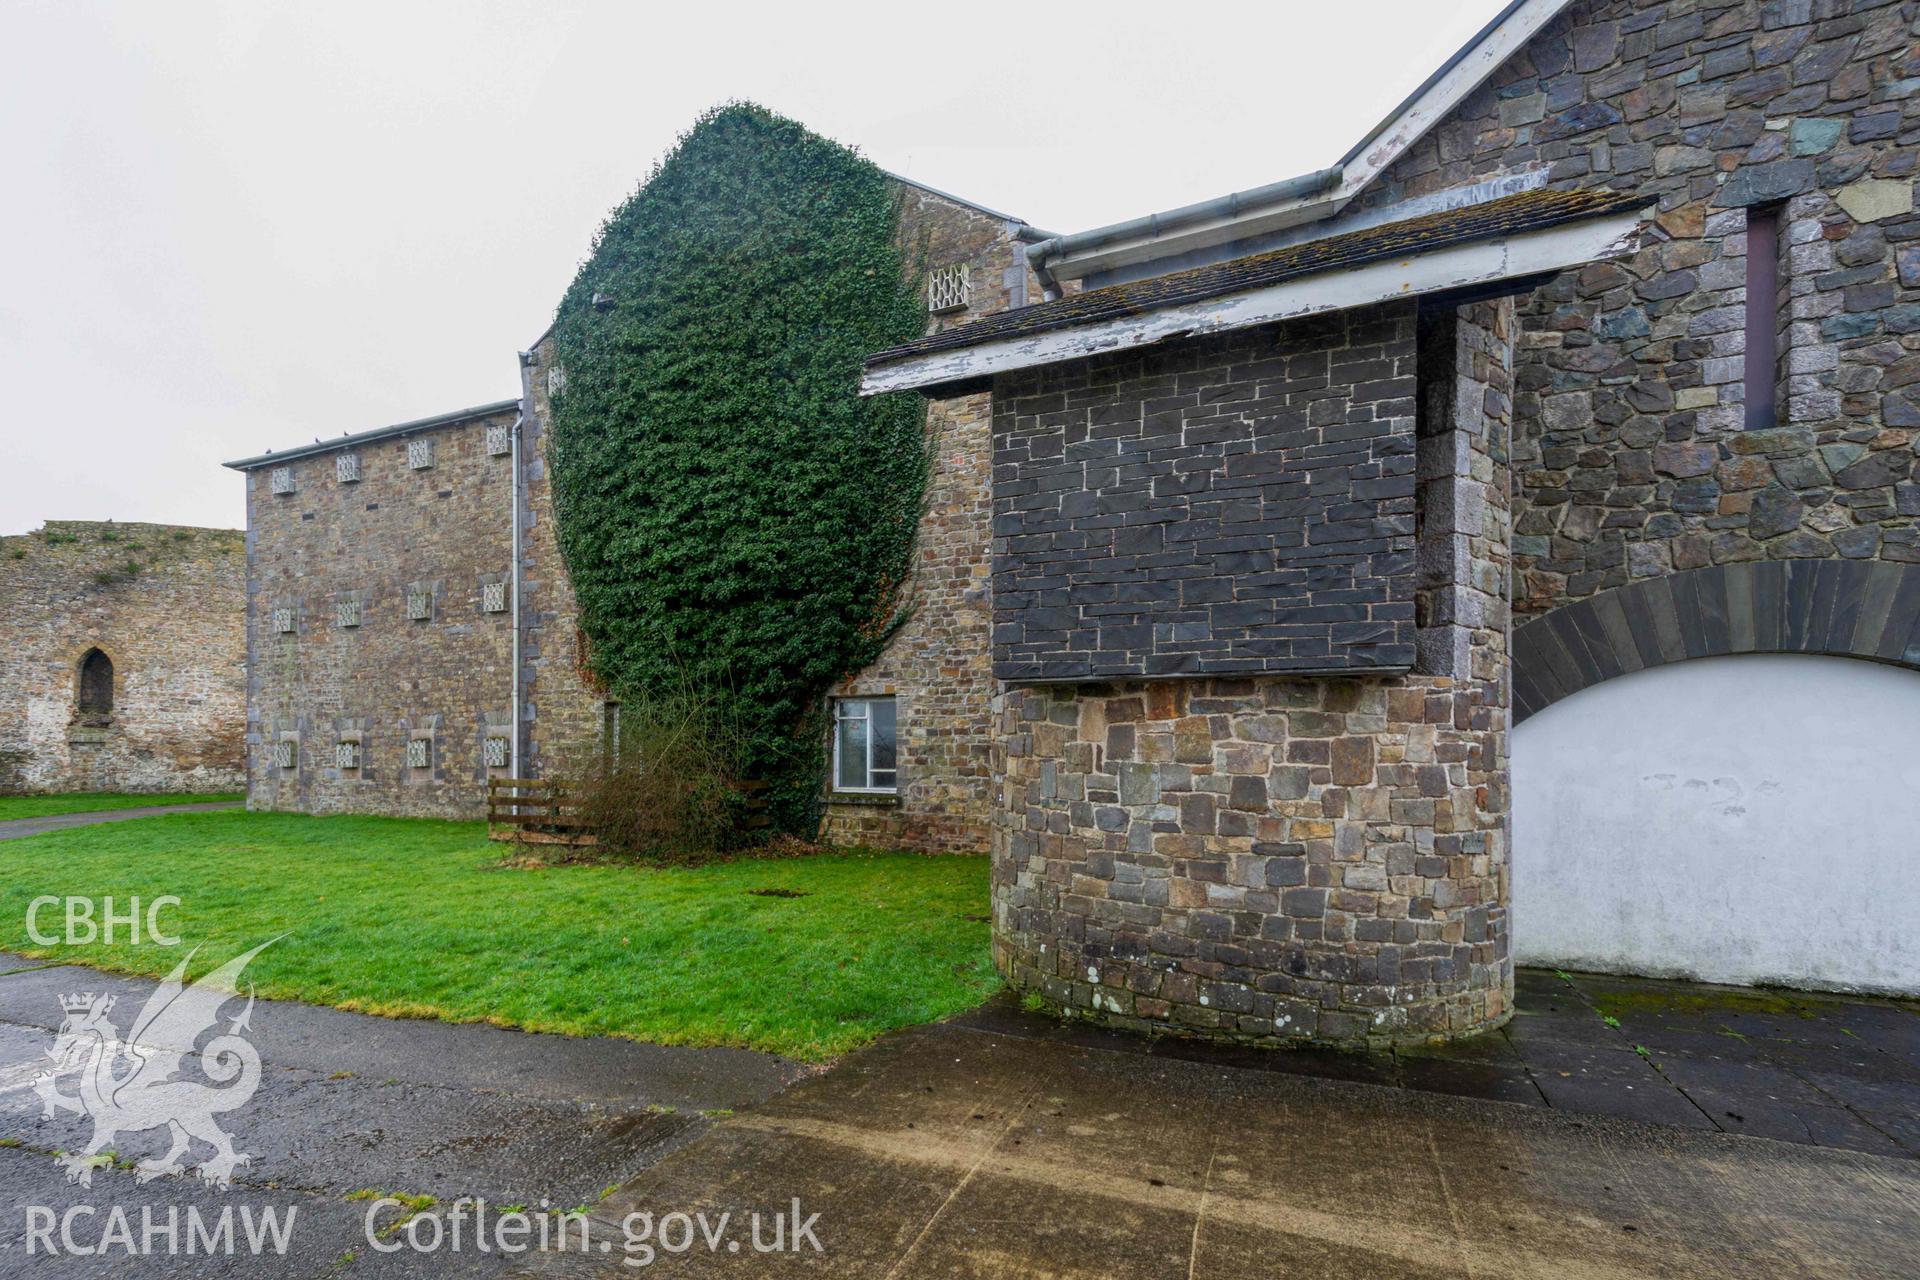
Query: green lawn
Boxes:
[
  {"xmin": 0, "ymin": 811, "xmax": 996, "ymax": 1061},
  {"xmin": 0, "ymin": 792, "xmax": 242, "ymax": 821}
]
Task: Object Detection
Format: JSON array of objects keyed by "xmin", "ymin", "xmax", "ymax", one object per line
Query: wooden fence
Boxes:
[{"xmin": 486, "ymin": 777, "xmax": 597, "ymax": 846}]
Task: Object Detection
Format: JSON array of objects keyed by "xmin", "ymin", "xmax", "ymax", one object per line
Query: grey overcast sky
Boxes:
[{"xmin": 0, "ymin": 0, "xmax": 1508, "ymax": 535}]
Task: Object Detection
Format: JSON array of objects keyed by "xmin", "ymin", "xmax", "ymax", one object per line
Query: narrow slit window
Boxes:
[
  {"xmin": 832, "ymin": 697, "xmax": 897, "ymax": 793},
  {"xmin": 1744, "ymin": 205, "xmax": 1781, "ymax": 431}
]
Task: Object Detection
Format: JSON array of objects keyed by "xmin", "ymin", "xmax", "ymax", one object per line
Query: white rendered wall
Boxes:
[{"xmin": 1512, "ymin": 653, "xmax": 1920, "ymax": 994}]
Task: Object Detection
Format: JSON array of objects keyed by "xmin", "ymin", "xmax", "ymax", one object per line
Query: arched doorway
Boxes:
[{"xmin": 1512, "ymin": 652, "xmax": 1920, "ymax": 994}]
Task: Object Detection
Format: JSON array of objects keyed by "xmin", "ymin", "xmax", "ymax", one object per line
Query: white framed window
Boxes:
[
  {"xmin": 336, "ymin": 597, "xmax": 361, "ymax": 628},
  {"xmin": 335, "ymin": 739, "xmax": 360, "ymax": 770},
  {"xmin": 483, "ymin": 735, "xmax": 510, "ymax": 769},
  {"xmin": 481, "ymin": 580, "xmax": 508, "ymax": 613},
  {"xmin": 406, "ymin": 737, "xmax": 431, "ymax": 769},
  {"xmin": 928, "ymin": 264, "xmax": 970, "ymax": 315},
  {"xmin": 269, "ymin": 466, "xmax": 295, "ymax": 495},
  {"xmin": 274, "ymin": 739, "xmax": 297, "ymax": 770},
  {"xmin": 486, "ymin": 423, "xmax": 512, "ymax": 457},
  {"xmin": 832, "ymin": 697, "xmax": 897, "ymax": 793},
  {"xmin": 336, "ymin": 453, "xmax": 361, "ymax": 483},
  {"xmin": 407, "ymin": 438, "xmax": 434, "ymax": 470},
  {"xmin": 406, "ymin": 589, "xmax": 432, "ymax": 621},
  {"xmin": 272, "ymin": 606, "xmax": 295, "ymax": 634}
]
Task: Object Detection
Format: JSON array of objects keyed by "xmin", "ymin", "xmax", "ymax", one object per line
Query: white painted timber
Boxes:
[
  {"xmin": 1042, "ymin": 0, "xmax": 1576, "ymax": 282},
  {"xmin": 1513, "ymin": 653, "xmax": 1920, "ymax": 995},
  {"xmin": 862, "ymin": 206, "xmax": 1643, "ymax": 396}
]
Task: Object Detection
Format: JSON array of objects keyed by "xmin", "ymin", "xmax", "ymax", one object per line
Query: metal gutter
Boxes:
[
  {"xmin": 1023, "ymin": 167, "xmax": 1343, "ymax": 299},
  {"xmin": 221, "ymin": 400, "xmax": 520, "ymax": 470},
  {"xmin": 511, "ymin": 356, "xmax": 532, "ymax": 781}
]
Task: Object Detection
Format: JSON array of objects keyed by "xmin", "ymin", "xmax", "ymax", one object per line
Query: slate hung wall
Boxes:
[{"xmin": 991, "ymin": 303, "xmax": 1420, "ymax": 681}]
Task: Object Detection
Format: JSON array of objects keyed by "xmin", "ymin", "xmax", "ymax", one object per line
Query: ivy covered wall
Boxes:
[{"xmin": 546, "ymin": 104, "xmax": 930, "ymax": 833}]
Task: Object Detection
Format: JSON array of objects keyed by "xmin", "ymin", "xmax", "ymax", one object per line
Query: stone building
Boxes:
[
  {"xmin": 860, "ymin": 0, "xmax": 1920, "ymax": 1036},
  {"xmin": 236, "ymin": 0, "xmax": 1920, "ymax": 1036},
  {"xmin": 229, "ymin": 177, "xmax": 1044, "ymax": 837},
  {"xmin": 0, "ymin": 521, "xmax": 246, "ymax": 794}
]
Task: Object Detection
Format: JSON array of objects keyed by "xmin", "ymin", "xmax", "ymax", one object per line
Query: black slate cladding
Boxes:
[{"xmin": 991, "ymin": 303, "xmax": 1419, "ymax": 682}]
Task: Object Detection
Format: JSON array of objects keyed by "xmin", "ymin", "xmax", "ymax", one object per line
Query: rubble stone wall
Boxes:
[
  {"xmin": 243, "ymin": 408, "xmax": 519, "ymax": 818},
  {"xmin": 0, "ymin": 521, "xmax": 245, "ymax": 795},
  {"xmin": 1358, "ymin": 0, "xmax": 1920, "ymax": 620}
]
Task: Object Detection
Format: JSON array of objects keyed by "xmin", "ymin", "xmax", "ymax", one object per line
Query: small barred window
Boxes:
[
  {"xmin": 274, "ymin": 739, "xmax": 297, "ymax": 770},
  {"xmin": 482, "ymin": 581, "xmax": 508, "ymax": 613},
  {"xmin": 546, "ymin": 366, "xmax": 567, "ymax": 397},
  {"xmin": 407, "ymin": 737, "xmax": 430, "ymax": 769},
  {"xmin": 407, "ymin": 438, "xmax": 434, "ymax": 470},
  {"xmin": 484, "ymin": 736, "xmax": 510, "ymax": 769},
  {"xmin": 270, "ymin": 466, "xmax": 295, "ymax": 495},
  {"xmin": 486, "ymin": 423, "xmax": 512, "ymax": 456},
  {"xmin": 336, "ymin": 453, "xmax": 361, "ymax": 483},
  {"xmin": 335, "ymin": 740, "xmax": 360, "ymax": 770},
  {"xmin": 272, "ymin": 607, "xmax": 295, "ymax": 634},
  {"xmin": 336, "ymin": 598, "xmax": 361, "ymax": 628},
  {"xmin": 928, "ymin": 264, "xmax": 970, "ymax": 315},
  {"xmin": 407, "ymin": 590, "xmax": 432, "ymax": 621}
]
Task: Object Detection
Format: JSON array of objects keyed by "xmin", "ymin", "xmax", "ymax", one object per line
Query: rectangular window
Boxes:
[
  {"xmin": 486, "ymin": 423, "xmax": 512, "ymax": 457},
  {"xmin": 270, "ymin": 466, "xmax": 295, "ymax": 495},
  {"xmin": 335, "ymin": 740, "xmax": 360, "ymax": 770},
  {"xmin": 406, "ymin": 590, "xmax": 431, "ymax": 620},
  {"xmin": 484, "ymin": 735, "xmax": 510, "ymax": 769},
  {"xmin": 336, "ymin": 453, "xmax": 361, "ymax": 483},
  {"xmin": 407, "ymin": 737, "xmax": 430, "ymax": 769},
  {"xmin": 336, "ymin": 597, "xmax": 361, "ymax": 628},
  {"xmin": 832, "ymin": 697, "xmax": 897, "ymax": 793},
  {"xmin": 1744, "ymin": 205, "xmax": 1781, "ymax": 431},
  {"xmin": 274, "ymin": 739, "xmax": 297, "ymax": 770},
  {"xmin": 482, "ymin": 580, "xmax": 508, "ymax": 613},
  {"xmin": 272, "ymin": 606, "xmax": 295, "ymax": 634},
  {"xmin": 407, "ymin": 438, "xmax": 434, "ymax": 470}
]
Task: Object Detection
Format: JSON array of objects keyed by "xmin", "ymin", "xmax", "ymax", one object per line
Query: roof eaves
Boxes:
[{"xmin": 222, "ymin": 399, "xmax": 521, "ymax": 471}]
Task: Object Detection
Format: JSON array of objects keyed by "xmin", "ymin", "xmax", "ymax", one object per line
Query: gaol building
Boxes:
[{"xmin": 233, "ymin": 0, "xmax": 1920, "ymax": 1041}]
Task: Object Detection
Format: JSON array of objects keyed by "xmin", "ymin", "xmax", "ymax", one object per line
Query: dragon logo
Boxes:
[{"xmin": 32, "ymin": 940, "xmax": 276, "ymax": 1190}]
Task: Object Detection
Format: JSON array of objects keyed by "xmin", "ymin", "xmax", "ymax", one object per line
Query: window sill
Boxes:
[{"xmin": 826, "ymin": 791, "xmax": 900, "ymax": 808}]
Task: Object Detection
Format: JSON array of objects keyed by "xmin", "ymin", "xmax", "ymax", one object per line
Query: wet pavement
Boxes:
[
  {"xmin": 0, "ymin": 953, "xmax": 803, "ymax": 1277},
  {"xmin": 0, "ymin": 953, "xmax": 1914, "ymax": 1276},
  {"xmin": 516, "ymin": 1007, "xmax": 1920, "ymax": 1279},
  {"xmin": 0, "ymin": 802, "xmax": 243, "ymax": 842},
  {"xmin": 957, "ymin": 967, "xmax": 1920, "ymax": 1158}
]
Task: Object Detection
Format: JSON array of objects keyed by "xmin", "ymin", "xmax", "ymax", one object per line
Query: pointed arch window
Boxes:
[{"xmin": 78, "ymin": 648, "xmax": 113, "ymax": 716}]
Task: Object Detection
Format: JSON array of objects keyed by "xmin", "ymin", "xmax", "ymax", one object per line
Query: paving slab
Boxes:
[{"xmin": 509, "ymin": 1020, "xmax": 1920, "ymax": 1278}]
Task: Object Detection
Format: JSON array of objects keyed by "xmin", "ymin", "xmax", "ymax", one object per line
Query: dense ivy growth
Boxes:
[{"xmin": 547, "ymin": 104, "xmax": 928, "ymax": 835}]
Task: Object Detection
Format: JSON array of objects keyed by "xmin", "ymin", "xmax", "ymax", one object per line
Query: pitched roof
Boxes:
[{"xmin": 865, "ymin": 187, "xmax": 1647, "ymax": 372}]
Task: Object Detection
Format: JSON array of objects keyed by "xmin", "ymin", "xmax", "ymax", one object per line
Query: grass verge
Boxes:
[{"xmin": 0, "ymin": 811, "xmax": 995, "ymax": 1061}]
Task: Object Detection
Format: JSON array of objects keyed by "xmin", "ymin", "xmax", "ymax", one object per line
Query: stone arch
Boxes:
[
  {"xmin": 1514, "ymin": 561, "xmax": 1920, "ymax": 723},
  {"xmin": 76, "ymin": 647, "xmax": 114, "ymax": 718}
]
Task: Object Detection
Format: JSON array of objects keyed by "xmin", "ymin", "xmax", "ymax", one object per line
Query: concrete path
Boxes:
[
  {"xmin": 0, "ymin": 802, "xmax": 242, "ymax": 842},
  {"xmin": 520, "ymin": 1017, "xmax": 1920, "ymax": 1279},
  {"xmin": 0, "ymin": 954, "xmax": 804, "ymax": 1277}
]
